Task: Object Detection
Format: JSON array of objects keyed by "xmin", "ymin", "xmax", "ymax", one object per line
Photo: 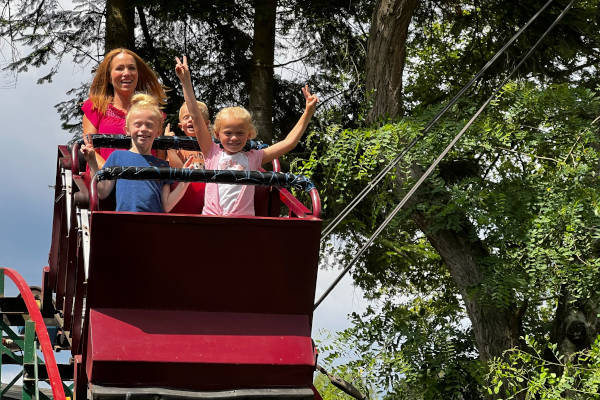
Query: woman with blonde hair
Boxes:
[{"xmin": 82, "ymin": 48, "xmax": 167, "ymax": 167}]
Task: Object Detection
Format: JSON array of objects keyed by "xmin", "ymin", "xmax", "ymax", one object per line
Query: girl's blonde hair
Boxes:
[
  {"xmin": 88, "ymin": 48, "xmax": 167, "ymax": 114},
  {"xmin": 213, "ymin": 107, "xmax": 257, "ymax": 139},
  {"xmin": 125, "ymin": 93, "xmax": 163, "ymax": 129}
]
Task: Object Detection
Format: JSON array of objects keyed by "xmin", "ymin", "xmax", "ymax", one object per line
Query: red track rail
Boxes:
[{"xmin": 1, "ymin": 267, "xmax": 66, "ymax": 400}]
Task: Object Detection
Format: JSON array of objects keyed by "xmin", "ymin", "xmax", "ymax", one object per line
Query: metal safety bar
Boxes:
[{"xmin": 90, "ymin": 167, "xmax": 320, "ymax": 218}]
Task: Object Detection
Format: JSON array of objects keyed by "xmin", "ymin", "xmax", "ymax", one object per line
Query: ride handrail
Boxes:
[
  {"xmin": 71, "ymin": 143, "xmax": 81, "ymax": 176},
  {"xmin": 0, "ymin": 267, "xmax": 66, "ymax": 400},
  {"xmin": 90, "ymin": 167, "xmax": 321, "ymax": 218},
  {"xmin": 77, "ymin": 134, "xmax": 268, "ymax": 152},
  {"xmin": 71, "ymin": 135, "xmax": 281, "ymax": 182}
]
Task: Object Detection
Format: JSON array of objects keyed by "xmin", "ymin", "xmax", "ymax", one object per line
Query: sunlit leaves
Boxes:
[
  {"xmin": 299, "ymin": 81, "xmax": 600, "ymax": 398},
  {"xmin": 488, "ymin": 336, "xmax": 600, "ymax": 399}
]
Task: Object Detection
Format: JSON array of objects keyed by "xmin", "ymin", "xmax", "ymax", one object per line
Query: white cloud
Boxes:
[{"xmin": 313, "ymin": 267, "xmax": 368, "ymax": 336}]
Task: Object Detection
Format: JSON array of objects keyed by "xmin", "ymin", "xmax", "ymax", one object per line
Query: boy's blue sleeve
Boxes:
[{"xmin": 103, "ymin": 151, "xmax": 119, "ymax": 168}]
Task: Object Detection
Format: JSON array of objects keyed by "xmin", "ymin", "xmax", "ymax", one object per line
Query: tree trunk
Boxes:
[
  {"xmin": 366, "ymin": 0, "xmax": 520, "ymax": 365},
  {"xmin": 249, "ymin": 0, "xmax": 277, "ymax": 143},
  {"xmin": 365, "ymin": 0, "xmax": 418, "ymax": 123},
  {"xmin": 136, "ymin": 6, "xmax": 176, "ymax": 92},
  {"xmin": 403, "ymin": 167, "xmax": 522, "ymax": 362},
  {"xmin": 105, "ymin": 0, "xmax": 135, "ymax": 52}
]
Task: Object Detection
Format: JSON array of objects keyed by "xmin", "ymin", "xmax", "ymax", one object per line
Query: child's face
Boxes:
[
  {"xmin": 217, "ymin": 118, "xmax": 250, "ymax": 154},
  {"xmin": 126, "ymin": 109, "xmax": 161, "ymax": 154},
  {"xmin": 178, "ymin": 105, "xmax": 195, "ymax": 136},
  {"xmin": 110, "ymin": 52, "xmax": 138, "ymax": 95},
  {"xmin": 178, "ymin": 104, "xmax": 208, "ymax": 136}
]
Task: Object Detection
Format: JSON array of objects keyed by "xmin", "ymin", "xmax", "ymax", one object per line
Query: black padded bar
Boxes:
[
  {"xmin": 96, "ymin": 167, "xmax": 316, "ymax": 192},
  {"xmin": 79, "ymin": 135, "xmax": 199, "ymax": 151},
  {"xmin": 80, "ymin": 135, "xmax": 266, "ymax": 152}
]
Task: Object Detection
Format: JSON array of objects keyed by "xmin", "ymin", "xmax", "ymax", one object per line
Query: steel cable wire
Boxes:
[
  {"xmin": 320, "ymin": 0, "xmax": 556, "ymax": 241},
  {"xmin": 314, "ymin": 0, "xmax": 575, "ymax": 309}
]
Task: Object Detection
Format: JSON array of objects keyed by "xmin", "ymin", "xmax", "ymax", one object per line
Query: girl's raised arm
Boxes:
[
  {"xmin": 174, "ymin": 56, "xmax": 213, "ymax": 156},
  {"xmin": 262, "ymin": 85, "xmax": 318, "ymax": 165}
]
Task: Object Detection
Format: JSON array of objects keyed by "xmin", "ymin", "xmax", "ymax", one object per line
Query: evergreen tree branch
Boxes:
[{"xmin": 136, "ymin": 5, "xmax": 176, "ymax": 91}]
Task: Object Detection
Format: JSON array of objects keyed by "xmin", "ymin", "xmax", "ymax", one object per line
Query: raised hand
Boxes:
[
  {"xmin": 164, "ymin": 123, "xmax": 174, "ymax": 137},
  {"xmin": 80, "ymin": 143, "xmax": 96, "ymax": 163},
  {"xmin": 83, "ymin": 132, "xmax": 92, "ymax": 146},
  {"xmin": 183, "ymin": 155, "xmax": 195, "ymax": 169},
  {"xmin": 184, "ymin": 153, "xmax": 204, "ymax": 169},
  {"xmin": 302, "ymin": 85, "xmax": 319, "ymax": 118},
  {"xmin": 175, "ymin": 56, "xmax": 190, "ymax": 82}
]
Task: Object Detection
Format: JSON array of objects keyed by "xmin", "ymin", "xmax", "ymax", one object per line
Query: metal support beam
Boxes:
[{"xmin": 23, "ymin": 320, "xmax": 36, "ymax": 400}]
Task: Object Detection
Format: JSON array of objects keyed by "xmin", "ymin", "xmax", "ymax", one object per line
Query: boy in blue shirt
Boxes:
[{"xmin": 81, "ymin": 93, "xmax": 191, "ymax": 212}]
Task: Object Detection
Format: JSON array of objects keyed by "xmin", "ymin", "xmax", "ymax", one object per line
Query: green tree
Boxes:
[
  {"xmin": 299, "ymin": 80, "xmax": 600, "ymax": 399},
  {"xmin": 249, "ymin": 0, "xmax": 277, "ymax": 143},
  {"xmin": 301, "ymin": 1, "xmax": 600, "ymax": 397},
  {"xmin": 314, "ymin": 330, "xmax": 376, "ymax": 399},
  {"xmin": 0, "ymin": 0, "xmax": 375, "ymax": 139},
  {"xmin": 488, "ymin": 336, "xmax": 600, "ymax": 399},
  {"xmin": 403, "ymin": 0, "xmax": 600, "ymax": 108}
]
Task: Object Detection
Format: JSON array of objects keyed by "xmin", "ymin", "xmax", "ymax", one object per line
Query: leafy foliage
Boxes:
[
  {"xmin": 0, "ymin": 0, "xmax": 375, "ymax": 137},
  {"xmin": 488, "ymin": 336, "xmax": 600, "ymax": 399},
  {"xmin": 0, "ymin": 0, "xmax": 105, "ymax": 133},
  {"xmin": 296, "ymin": 81, "xmax": 600, "ymax": 397},
  {"xmin": 314, "ymin": 329, "xmax": 376, "ymax": 399},
  {"xmin": 404, "ymin": 0, "xmax": 600, "ymax": 110}
]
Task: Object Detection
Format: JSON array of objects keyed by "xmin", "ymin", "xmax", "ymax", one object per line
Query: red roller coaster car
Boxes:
[{"xmin": 0, "ymin": 137, "xmax": 324, "ymax": 400}]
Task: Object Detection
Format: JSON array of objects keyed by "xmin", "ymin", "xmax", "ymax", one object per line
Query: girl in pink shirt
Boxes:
[{"xmin": 175, "ymin": 56, "xmax": 318, "ymax": 216}]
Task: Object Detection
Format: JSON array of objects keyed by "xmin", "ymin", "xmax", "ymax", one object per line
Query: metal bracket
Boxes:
[
  {"xmin": 63, "ymin": 169, "xmax": 73, "ymax": 231},
  {"xmin": 78, "ymin": 208, "xmax": 91, "ymax": 280}
]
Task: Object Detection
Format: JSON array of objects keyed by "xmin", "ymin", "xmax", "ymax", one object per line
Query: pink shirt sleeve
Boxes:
[
  {"xmin": 203, "ymin": 142, "xmax": 220, "ymax": 169},
  {"xmin": 82, "ymin": 99, "xmax": 100, "ymax": 128},
  {"xmin": 247, "ymin": 148, "xmax": 265, "ymax": 169}
]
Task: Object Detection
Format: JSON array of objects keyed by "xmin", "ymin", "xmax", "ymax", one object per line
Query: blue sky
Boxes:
[{"xmin": 0, "ymin": 62, "xmax": 86, "ymax": 286}]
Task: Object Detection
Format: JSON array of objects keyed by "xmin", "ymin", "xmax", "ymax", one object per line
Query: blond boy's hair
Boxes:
[
  {"xmin": 126, "ymin": 93, "xmax": 162, "ymax": 128},
  {"xmin": 179, "ymin": 101, "xmax": 210, "ymax": 123},
  {"xmin": 213, "ymin": 106, "xmax": 257, "ymax": 139}
]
